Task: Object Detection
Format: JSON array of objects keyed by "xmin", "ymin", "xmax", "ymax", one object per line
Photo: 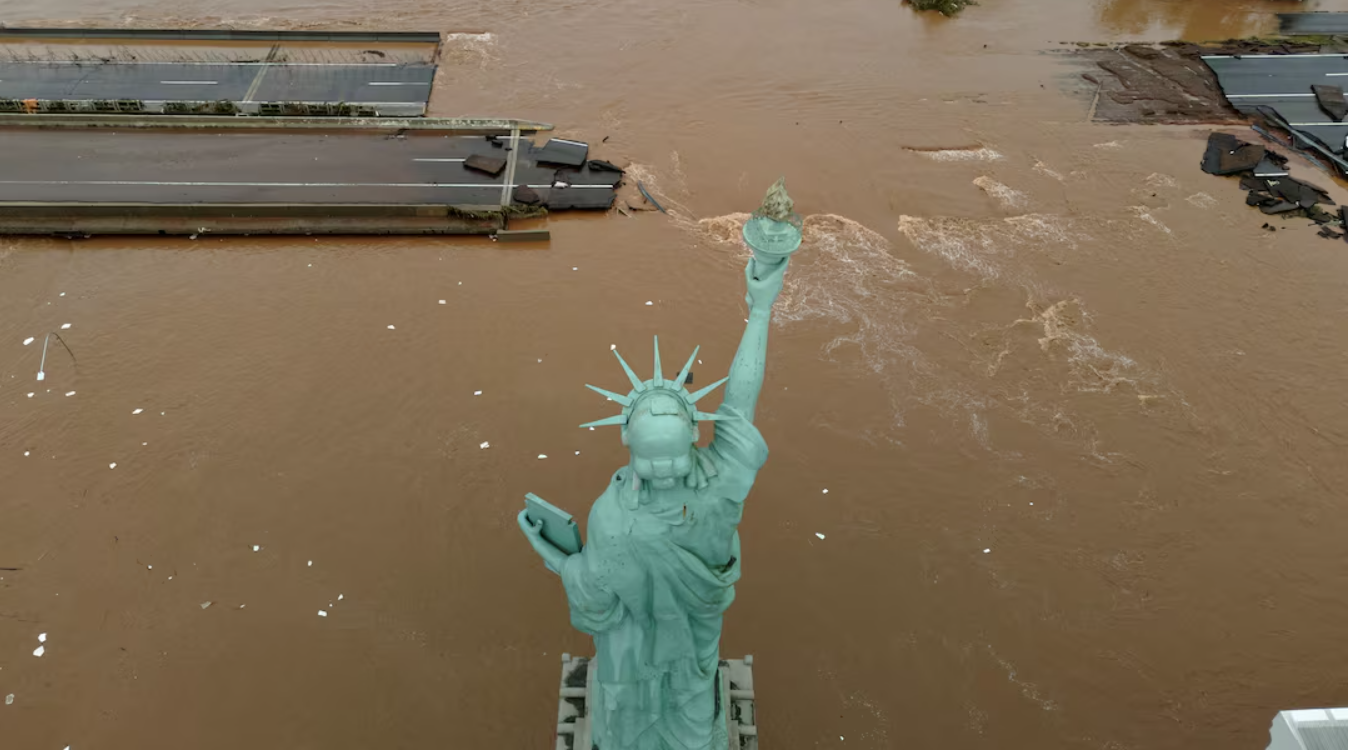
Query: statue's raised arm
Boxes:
[{"xmin": 720, "ymin": 178, "xmax": 801, "ymax": 424}]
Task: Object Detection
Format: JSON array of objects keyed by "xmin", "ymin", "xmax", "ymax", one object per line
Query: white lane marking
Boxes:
[
  {"xmin": 160, "ymin": 80, "xmax": 218, "ymax": 85},
  {"xmin": 1288, "ymin": 122, "xmax": 1348, "ymax": 127},
  {"xmin": 367, "ymin": 81, "xmax": 432, "ymax": 86},
  {"xmin": 412, "ymin": 158, "xmax": 466, "ymax": 162},
  {"xmin": 0, "ymin": 179, "xmax": 615, "ymax": 189},
  {"xmin": 1327, "ymin": 73, "xmax": 1348, "ymax": 77},
  {"xmin": 1224, "ymin": 93, "xmax": 1316, "ymax": 98}
]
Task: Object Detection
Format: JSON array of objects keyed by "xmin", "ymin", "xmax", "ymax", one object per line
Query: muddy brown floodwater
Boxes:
[{"xmin": 5, "ymin": 0, "xmax": 1348, "ymax": 748}]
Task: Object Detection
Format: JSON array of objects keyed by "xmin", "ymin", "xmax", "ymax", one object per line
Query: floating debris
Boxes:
[
  {"xmin": 815, "ymin": 533, "xmax": 826, "ymax": 540},
  {"xmin": 538, "ymin": 454, "xmax": 548, "ymax": 459},
  {"xmin": 317, "ymin": 610, "xmax": 327, "ymax": 617},
  {"xmin": 338, "ymin": 594, "xmax": 344, "ymax": 601},
  {"xmin": 387, "ymin": 325, "xmax": 396, "ymax": 330},
  {"xmin": 645, "ymin": 301, "xmax": 653, "ymax": 306},
  {"xmin": 60, "ymin": 323, "xmax": 71, "ymax": 330},
  {"xmin": 4, "ymin": 694, "xmax": 12, "ymax": 705},
  {"xmin": 65, "ymin": 391, "xmax": 76, "ymax": 397},
  {"xmin": 822, "ymin": 489, "xmax": 829, "ymax": 494},
  {"xmin": 200, "ymin": 601, "xmax": 212, "ymax": 610},
  {"xmin": 252, "ymin": 545, "xmax": 260, "ymax": 552},
  {"xmin": 480, "ymin": 441, "xmax": 490, "ymax": 449},
  {"xmin": 308, "ymin": 560, "xmax": 313, "ymax": 566},
  {"xmin": 39, "ymin": 633, "xmax": 46, "ymax": 643},
  {"xmin": 439, "ymin": 300, "xmax": 446, "ymax": 305},
  {"xmin": 32, "ymin": 645, "xmax": 44, "ymax": 657},
  {"xmin": 983, "ymin": 548, "xmax": 991, "ymax": 554},
  {"xmin": 22, "ymin": 337, "xmax": 34, "ymax": 346},
  {"xmin": 132, "ymin": 408, "xmax": 143, "ymax": 415},
  {"xmin": 109, "ymin": 462, "xmax": 116, "ymax": 469}
]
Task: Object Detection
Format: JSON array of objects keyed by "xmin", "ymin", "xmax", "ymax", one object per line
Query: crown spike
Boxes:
[
  {"xmin": 652, "ymin": 335, "xmax": 663, "ymax": 387},
  {"xmin": 580, "ymin": 414, "xmax": 629, "ymax": 429},
  {"xmin": 687, "ymin": 375, "xmax": 730, "ymax": 404},
  {"xmin": 612, "ymin": 347, "xmax": 645, "ymax": 391},
  {"xmin": 585, "ymin": 384, "xmax": 633, "ymax": 406},
  {"xmin": 674, "ymin": 346, "xmax": 699, "ymax": 390},
  {"xmin": 694, "ymin": 411, "xmax": 728, "ymax": 421}
]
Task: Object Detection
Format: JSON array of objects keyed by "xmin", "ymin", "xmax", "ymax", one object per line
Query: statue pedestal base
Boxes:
[{"xmin": 553, "ymin": 654, "xmax": 759, "ymax": 750}]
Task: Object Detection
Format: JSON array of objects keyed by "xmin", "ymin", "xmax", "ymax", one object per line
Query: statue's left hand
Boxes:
[{"xmin": 517, "ymin": 509, "xmax": 568, "ymax": 575}]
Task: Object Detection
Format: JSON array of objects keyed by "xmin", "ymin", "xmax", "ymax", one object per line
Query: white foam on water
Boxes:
[
  {"xmin": 974, "ymin": 176, "xmax": 1028, "ymax": 210},
  {"xmin": 913, "ymin": 147, "xmax": 1004, "ymax": 162},
  {"xmin": 1186, "ymin": 192, "xmax": 1219, "ymax": 209},
  {"xmin": 898, "ymin": 213, "xmax": 1083, "ymax": 282},
  {"xmin": 1032, "ymin": 160, "xmax": 1066, "ymax": 181},
  {"xmin": 1129, "ymin": 206, "xmax": 1172, "ymax": 234}
]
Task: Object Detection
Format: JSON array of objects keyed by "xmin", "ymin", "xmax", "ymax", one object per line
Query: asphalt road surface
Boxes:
[
  {"xmin": 0, "ymin": 129, "xmax": 618, "ymax": 206},
  {"xmin": 0, "ymin": 62, "xmax": 436, "ymax": 105},
  {"xmin": 1205, "ymin": 54, "xmax": 1348, "ymax": 146}
]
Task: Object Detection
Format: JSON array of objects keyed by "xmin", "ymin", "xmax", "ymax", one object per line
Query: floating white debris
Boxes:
[
  {"xmin": 147, "ymin": 565, "xmax": 152, "ymax": 570},
  {"xmin": 60, "ymin": 323, "xmax": 71, "ymax": 330},
  {"xmin": 22, "ymin": 337, "xmax": 34, "ymax": 346},
  {"xmin": 27, "ymin": 393, "xmax": 33, "ymax": 398},
  {"xmin": 458, "ymin": 281, "xmax": 462, "ymax": 285},
  {"xmin": 307, "ymin": 560, "xmax": 313, "ymax": 566},
  {"xmin": 65, "ymin": 391, "xmax": 76, "ymax": 397},
  {"xmin": 387, "ymin": 325, "xmax": 396, "ymax": 330},
  {"xmin": 474, "ymin": 390, "xmax": 482, "ymax": 396},
  {"xmin": 317, "ymin": 610, "xmax": 327, "ymax": 617},
  {"xmin": 538, "ymin": 454, "xmax": 548, "ymax": 459},
  {"xmin": 23, "ymin": 451, "xmax": 29, "ymax": 457},
  {"xmin": 200, "ymin": 601, "xmax": 212, "ymax": 610},
  {"xmin": 132, "ymin": 408, "xmax": 143, "ymax": 415},
  {"xmin": 480, "ymin": 441, "xmax": 490, "ymax": 449},
  {"xmin": 439, "ymin": 300, "xmax": 446, "ymax": 305},
  {"xmin": 59, "ymin": 292, "xmax": 65, "ymax": 297},
  {"xmin": 32, "ymin": 645, "xmax": 44, "ymax": 657},
  {"xmin": 572, "ymin": 267, "xmax": 578, "ymax": 271},
  {"xmin": 588, "ymin": 427, "xmax": 595, "ymax": 431},
  {"xmin": 815, "ymin": 533, "xmax": 826, "ymax": 540},
  {"xmin": 645, "ymin": 301, "xmax": 653, "ymax": 306},
  {"xmin": 610, "ymin": 344, "xmax": 616, "ymax": 351},
  {"xmin": 338, "ymin": 594, "xmax": 344, "ymax": 601},
  {"xmin": 537, "ymin": 358, "xmax": 542, "ymax": 363},
  {"xmin": 252, "ymin": 545, "xmax": 260, "ymax": 552},
  {"xmin": 109, "ymin": 462, "xmax": 116, "ymax": 469},
  {"xmin": 142, "ymin": 442, "xmax": 147, "ymax": 446},
  {"xmin": 38, "ymin": 633, "xmax": 46, "ymax": 643},
  {"xmin": 983, "ymin": 548, "xmax": 991, "ymax": 554},
  {"xmin": 822, "ymin": 489, "xmax": 829, "ymax": 494},
  {"xmin": 575, "ymin": 451, "xmax": 580, "ymax": 455},
  {"xmin": 4, "ymin": 694, "xmax": 11, "ymax": 705}
]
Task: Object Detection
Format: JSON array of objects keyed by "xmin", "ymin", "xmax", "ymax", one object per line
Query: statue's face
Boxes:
[{"xmin": 623, "ymin": 395, "xmax": 697, "ymax": 490}]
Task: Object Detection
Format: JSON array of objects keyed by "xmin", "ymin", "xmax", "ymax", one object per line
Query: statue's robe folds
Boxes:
[{"xmin": 561, "ymin": 403, "xmax": 769, "ymax": 750}]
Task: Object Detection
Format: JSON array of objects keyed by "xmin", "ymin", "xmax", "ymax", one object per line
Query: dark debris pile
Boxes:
[{"xmin": 1201, "ymin": 132, "xmax": 1346, "ymax": 241}]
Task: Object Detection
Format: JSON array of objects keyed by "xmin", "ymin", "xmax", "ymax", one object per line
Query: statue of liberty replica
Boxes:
[{"xmin": 519, "ymin": 180, "xmax": 803, "ymax": 750}]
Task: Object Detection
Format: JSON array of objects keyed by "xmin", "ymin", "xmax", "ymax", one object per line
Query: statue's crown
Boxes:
[{"xmin": 580, "ymin": 336, "xmax": 728, "ymax": 429}]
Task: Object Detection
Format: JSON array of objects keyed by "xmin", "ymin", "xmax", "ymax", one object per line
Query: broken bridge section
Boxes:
[
  {"xmin": 0, "ymin": 27, "xmax": 442, "ymax": 117},
  {"xmin": 1203, "ymin": 52, "xmax": 1348, "ymax": 175}
]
